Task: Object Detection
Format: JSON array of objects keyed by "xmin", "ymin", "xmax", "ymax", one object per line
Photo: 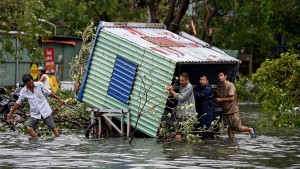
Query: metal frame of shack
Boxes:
[{"xmin": 78, "ymin": 22, "xmax": 241, "ymax": 137}]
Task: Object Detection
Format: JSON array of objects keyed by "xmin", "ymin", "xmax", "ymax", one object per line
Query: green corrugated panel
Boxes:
[
  {"xmin": 128, "ymin": 61, "xmax": 174, "ymax": 137},
  {"xmin": 81, "ymin": 29, "xmax": 176, "ymax": 137},
  {"xmin": 98, "ymin": 32, "xmax": 143, "ymax": 62}
]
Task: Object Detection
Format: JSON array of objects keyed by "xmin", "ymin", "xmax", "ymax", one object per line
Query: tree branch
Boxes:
[
  {"xmin": 148, "ymin": 0, "xmax": 159, "ymax": 23},
  {"xmin": 167, "ymin": 0, "xmax": 190, "ymax": 32},
  {"xmin": 164, "ymin": 0, "xmax": 176, "ymax": 28},
  {"xmin": 201, "ymin": 0, "xmax": 219, "ymax": 43}
]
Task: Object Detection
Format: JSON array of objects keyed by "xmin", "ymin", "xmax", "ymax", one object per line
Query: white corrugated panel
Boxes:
[{"xmin": 103, "ymin": 27, "xmax": 239, "ymax": 63}]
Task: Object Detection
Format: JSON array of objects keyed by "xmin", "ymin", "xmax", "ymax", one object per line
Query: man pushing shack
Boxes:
[
  {"xmin": 194, "ymin": 75, "xmax": 217, "ymax": 132},
  {"xmin": 167, "ymin": 72, "xmax": 196, "ymax": 120},
  {"xmin": 215, "ymin": 70, "xmax": 256, "ymax": 140},
  {"xmin": 7, "ymin": 73, "xmax": 65, "ymax": 137}
]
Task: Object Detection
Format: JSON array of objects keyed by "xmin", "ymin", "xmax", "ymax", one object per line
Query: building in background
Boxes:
[{"xmin": 0, "ymin": 35, "xmax": 82, "ymax": 87}]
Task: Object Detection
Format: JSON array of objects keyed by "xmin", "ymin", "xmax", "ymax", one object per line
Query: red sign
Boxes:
[{"xmin": 44, "ymin": 48, "xmax": 55, "ymax": 73}]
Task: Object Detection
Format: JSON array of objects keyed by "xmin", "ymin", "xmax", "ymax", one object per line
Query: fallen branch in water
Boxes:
[{"xmin": 54, "ymin": 118, "xmax": 89, "ymax": 128}]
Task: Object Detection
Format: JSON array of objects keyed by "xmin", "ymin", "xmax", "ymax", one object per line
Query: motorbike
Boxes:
[
  {"xmin": 0, "ymin": 87, "xmax": 15, "ymax": 130},
  {"xmin": 0, "ymin": 87, "xmax": 11, "ymax": 117},
  {"xmin": 0, "ymin": 83, "xmax": 26, "ymax": 130}
]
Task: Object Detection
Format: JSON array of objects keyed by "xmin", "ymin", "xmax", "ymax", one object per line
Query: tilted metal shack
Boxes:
[{"xmin": 78, "ymin": 22, "xmax": 241, "ymax": 137}]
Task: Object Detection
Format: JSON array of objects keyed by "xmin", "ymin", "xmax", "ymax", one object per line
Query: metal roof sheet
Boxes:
[{"xmin": 102, "ymin": 26, "xmax": 239, "ymax": 63}]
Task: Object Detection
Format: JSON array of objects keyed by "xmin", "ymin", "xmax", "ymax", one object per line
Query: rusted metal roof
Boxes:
[{"xmin": 100, "ymin": 23, "xmax": 240, "ymax": 64}]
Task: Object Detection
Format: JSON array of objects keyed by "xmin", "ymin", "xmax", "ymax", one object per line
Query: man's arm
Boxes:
[
  {"xmin": 215, "ymin": 96, "xmax": 234, "ymax": 102},
  {"xmin": 40, "ymin": 82, "xmax": 64, "ymax": 104},
  {"xmin": 194, "ymin": 87, "xmax": 213, "ymax": 99},
  {"xmin": 7, "ymin": 103, "xmax": 21, "ymax": 121},
  {"xmin": 167, "ymin": 85, "xmax": 177, "ymax": 96},
  {"xmin": 49, "ymin": 93, "xmax": 65, "ymax": 105},
  {"xmin": 177, "ymin": 86, "xmax": 193, "ymax": 101},
  {"xmin": 7, "ymin": 90, "xmax": 26, "ymax": 121},
  {"xmin": 168, "ymin": 85, "xmax": 193, "ymax": 101}
]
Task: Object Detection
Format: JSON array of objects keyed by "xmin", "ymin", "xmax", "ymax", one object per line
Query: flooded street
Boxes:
[{"xmin": 0, "ymin": 103, "xmax": 300, "ymax": 168}]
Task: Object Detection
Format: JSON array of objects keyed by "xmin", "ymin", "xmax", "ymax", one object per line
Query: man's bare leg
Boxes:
[
  {"xmin": 238, "ymin": 126, "xmax": 254, "ymax": 135},
  {"xmin": 27, "ymin": 127, "xmax": 37, "ymax": 137},
  {"xmin": 239, "ymin": 126, "xmax": 254, "ymax": 135},
  {"xmin": 228, "ymin": 126, "xmax": 234, "ymax": 140},
  {"xmin": 52, "ymin": 127, "xmax": 60, "ymax": 137}
]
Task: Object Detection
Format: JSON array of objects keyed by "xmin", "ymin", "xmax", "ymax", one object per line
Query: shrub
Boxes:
[
  {"xmin": 252, "ymin": 52, "xmax": 300, "ymax": 127},
  {"xmin": 235, "ymin": 76, "xmax": 257, "ymax": 101}
]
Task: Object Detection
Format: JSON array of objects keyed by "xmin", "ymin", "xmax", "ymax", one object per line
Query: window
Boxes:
[{"xmin": 108, "ymin": 57, "xmax": 138, "ymax": 104}]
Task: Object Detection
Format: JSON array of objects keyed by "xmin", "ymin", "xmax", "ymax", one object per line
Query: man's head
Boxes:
[
  {"xmin": 179, "ymin": 72, "xmax": 189, "ymax": 86},
  {"xmin": 22, "ymin": 73, "xmax": 34, "ymax": 88},
  {"xmin": 199, "ymin": 75, "xmax": 209, "ymax": 87},
  {"xmin": 38, "ymin": 66, "xmax": 46, "ymax": 75},
  {"xmin": 217, "ymin": 70, "xmax": 227, "ymax": 83}
]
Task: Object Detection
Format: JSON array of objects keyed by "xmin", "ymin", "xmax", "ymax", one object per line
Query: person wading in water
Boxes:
[
  {"xmin": 215, "ymin": 70, "xmax": 256, "ymax": 140},
  {"xmin": 7, "ymin": 73, "xmax": 65, "ymax": 137}
]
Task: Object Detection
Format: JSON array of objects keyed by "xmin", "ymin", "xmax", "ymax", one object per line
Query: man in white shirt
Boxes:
[{"xmin": 7, "ymin": 73, "xmax": 65, "ymax": 137}]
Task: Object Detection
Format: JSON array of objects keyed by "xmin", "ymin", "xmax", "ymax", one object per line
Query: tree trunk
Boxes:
[
  {"xmin": 100, "ymin": 12, "xmax": 110, "ymax": 22},
  {"xmin": 164, "ymin": 0, "xmax": 176, "ymax": 28},
  {"xmin": 129, "ymin": 113, "xmax": 142, "ymax": 145},
  {"xmin": 93, "ymin": 6, "xmax": 110, "ymax": 22},
  {"xmin": 148, "ymin": 0, "xmax": 159, "ymax": 23},
  {"xmin": 201, "ymin": 0, "xmax": 218, "ymax": 43},
  {"xmin": 167, "ymin": 0, "xmax": 190, "ymax": 32}
]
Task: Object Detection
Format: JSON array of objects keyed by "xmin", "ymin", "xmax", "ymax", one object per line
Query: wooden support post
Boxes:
[
  {"xmin": 121, "ymin": 109, "xmax": 124, "ymax": 136},
  {"xmin": 127, "ymin": 110, "xmax": 131, "ymax": 137},
  {"xmin": 86, "ymin": 108, "xmax": 131, "ymax": 138}
]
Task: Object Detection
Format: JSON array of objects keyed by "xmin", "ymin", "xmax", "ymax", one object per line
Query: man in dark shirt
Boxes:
[{"xmin": 194, "ymin": 75, "xmax": 216, "ymax": 131}]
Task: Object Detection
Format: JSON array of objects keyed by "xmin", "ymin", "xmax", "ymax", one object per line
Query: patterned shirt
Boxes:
[
  {"xmin": 16, "ymin": 82, "xmax": 52, "ymax": 119},
  {"xmin": 216, "ymin": 81, "xmax": 239, "ymax": 114}
]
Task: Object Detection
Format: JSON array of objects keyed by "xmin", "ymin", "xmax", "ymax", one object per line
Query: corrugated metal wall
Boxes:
[
  {"xmin": 0, "ymin": 37, "xmax": 32, "ymax": 86},
  {"xmin": 81, "ymin": 29, "xmax": 176, "ymax": 137}
]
